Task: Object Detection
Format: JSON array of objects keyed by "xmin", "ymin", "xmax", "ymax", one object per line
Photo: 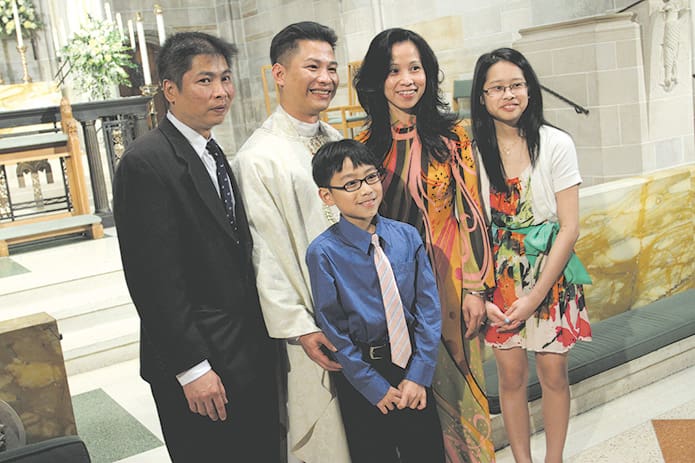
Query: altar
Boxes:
[{"xmin": 0, "ymin": 3, "xmax": 165, "ymax": 243}]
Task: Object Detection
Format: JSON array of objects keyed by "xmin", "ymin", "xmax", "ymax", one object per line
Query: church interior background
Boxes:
[{"xmin": 0, "ymin": 0, "xmax": 694, "ymax": 461}]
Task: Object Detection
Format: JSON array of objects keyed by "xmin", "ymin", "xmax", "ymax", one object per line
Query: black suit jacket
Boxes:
[{"xmin": 113, "ymin": 117, "xmax": 275, "ymax": 393}]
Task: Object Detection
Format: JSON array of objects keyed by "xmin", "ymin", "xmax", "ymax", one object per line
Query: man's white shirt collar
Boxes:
[
  {"xmin": 166, "ymin": 111, "xmax": 221, "ymax": 155},
  {"xmin": 278, "ymin": 105, "xmax": 321, "ymax": 138}
]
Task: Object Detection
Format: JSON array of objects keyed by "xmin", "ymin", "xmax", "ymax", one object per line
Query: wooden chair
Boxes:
[
  {"xmin": 452, "ymin": 79, "xmax": 473, "ymax": 120},
  {"xmin": 347, "ymin": 61, "xmax": 361, "ymax": 106},
  {"xmin": 320, "ymin": 105, "xmax": 367, "ymax": 138},
  {"xmin": 0, "ymin": 97, "xmax": 103, "ymax": 256},
  {"xmin": 261, "ymin": 64, "xmax": 279, "ymax": 116}
]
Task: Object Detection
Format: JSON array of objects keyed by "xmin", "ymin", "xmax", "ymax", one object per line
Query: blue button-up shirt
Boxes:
[{"xmin": 306, "ymin": 214, "xmax": 441, "ymax": 405}]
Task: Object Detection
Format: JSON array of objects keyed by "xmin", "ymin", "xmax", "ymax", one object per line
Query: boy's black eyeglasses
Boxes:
[{"xmin": 323, "ymin": 171, "xmax": 384, "ymax": 192}]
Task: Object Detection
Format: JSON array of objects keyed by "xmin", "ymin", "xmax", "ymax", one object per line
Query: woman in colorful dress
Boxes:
[
  {"xmin": 470, "ymin": 47, "xmax": 592, "ymax": 463},
  {"xmin": 355, "ymin": 28, "xmax": 496, "ymax": 463}
]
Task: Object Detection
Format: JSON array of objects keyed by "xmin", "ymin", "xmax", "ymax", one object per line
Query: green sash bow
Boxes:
[{"xmin": 491, "ymin": 221, "xmax": 592, "ymax": 285}]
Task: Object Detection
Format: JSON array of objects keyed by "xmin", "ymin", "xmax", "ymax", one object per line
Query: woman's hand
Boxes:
[
  {"xmin": 485, "ymin": 300, "xmax": 523, "ymax": 332},
  {"xmin": 502, "ymin": 294, "xmax": 543, "ymax": 329}
]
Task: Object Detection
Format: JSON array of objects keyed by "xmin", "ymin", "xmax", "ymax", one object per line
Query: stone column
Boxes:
[{"xmin": 81, "ymin": 119, "xmax": 110, "ymax": 214}]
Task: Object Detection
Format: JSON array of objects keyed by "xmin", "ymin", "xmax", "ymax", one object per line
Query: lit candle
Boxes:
[
  {"xmin": 11, "ymin": 0, "xmax": 23, "ymax": 48},
  {"xmin": 154, "ymin": 5, "xmax": 166, "ymax": 46},
  {"xmin": 104, "ymin": 2, "xmax": 113, "ymax": 22},
  {"xmin": 136, "ymin": 13, "xmax": 152, "ymax": 85},
  {"xmin": 127, "ymin": 19, "xmax": 136, "ymax": 50},
  {"xmin": 116, "ymin": 13, "xmax": 124, "ymax": 40}
]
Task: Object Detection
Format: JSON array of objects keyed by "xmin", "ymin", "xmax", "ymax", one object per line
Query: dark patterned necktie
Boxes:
[{"xmin": 206, "ymin": 139, "xmax": 236, "ymax": 225}]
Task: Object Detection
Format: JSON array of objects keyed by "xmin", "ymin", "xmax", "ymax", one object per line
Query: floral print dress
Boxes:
[{"xmin": 484, "ymin": 168, "xmax": 592, "ymax": 352}]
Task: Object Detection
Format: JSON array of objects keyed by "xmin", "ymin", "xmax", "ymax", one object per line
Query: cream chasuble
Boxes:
[{"xmin": 231, "ymin": 107, "xmax": 350, "ymax": 463}]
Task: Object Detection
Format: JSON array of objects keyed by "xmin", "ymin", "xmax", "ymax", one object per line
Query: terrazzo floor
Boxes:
[{"xmin": 66, "ymin": 359, "xmax": 695, "ymax": 462}]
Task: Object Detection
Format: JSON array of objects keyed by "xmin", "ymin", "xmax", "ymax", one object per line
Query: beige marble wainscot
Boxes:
[
  {"xmin": 0, "ymin": 312, "xmax": 76, "ymax": 443},
  {"xmin": 576, "ymin": 164, "xmax": 695, "ymax": 321}
]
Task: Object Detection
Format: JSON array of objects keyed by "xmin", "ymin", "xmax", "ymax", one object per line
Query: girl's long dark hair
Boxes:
[
  {"xmin": 471, "ymin": 47, "xmax": 548, "ymax": 192},
  {"xmin": 354, "ymin": 28, "xmax": 458, "ymax": 163}
]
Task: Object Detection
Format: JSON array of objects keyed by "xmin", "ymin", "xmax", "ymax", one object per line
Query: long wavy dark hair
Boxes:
[
  {"xmin": 354, "ymin": 28, "xmax": 458, "ymax": 163},
  {"xmin": 471, "ymin": 47, "xmax": 549, "ymax": 192}
]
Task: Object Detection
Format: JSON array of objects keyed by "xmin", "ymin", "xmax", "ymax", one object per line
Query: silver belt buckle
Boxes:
[{"xmin": 369, "ymin": 345, "xmax": 384, "ymax": 360}]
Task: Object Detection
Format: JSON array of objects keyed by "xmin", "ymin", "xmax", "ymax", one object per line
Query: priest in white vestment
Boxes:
[{"xmin": 231, "ymin": 22, "xmax": 351, "ymax": 463}]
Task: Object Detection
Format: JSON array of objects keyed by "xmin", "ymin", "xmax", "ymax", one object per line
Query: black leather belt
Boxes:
[{"xmin": 357, "ymin": 342, "xmax": 391, "ymax": 361}]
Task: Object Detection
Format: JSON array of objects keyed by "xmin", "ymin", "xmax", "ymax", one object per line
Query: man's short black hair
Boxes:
[
  {"xmin": 158, "ymin": 32, "xmax": 238, "ymax": 89},
  {"xmin": 270, "ymin": 21, "xmax": 337, "ymax": 65},
  {"xmin": 312, "ymin": 139, "xmax": 379, "ymax": 187}
]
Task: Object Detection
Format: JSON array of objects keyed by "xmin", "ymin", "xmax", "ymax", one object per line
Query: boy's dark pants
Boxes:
[{"xmin": 332, "ymin": 354, "xmax": 445, "ymax": 463}]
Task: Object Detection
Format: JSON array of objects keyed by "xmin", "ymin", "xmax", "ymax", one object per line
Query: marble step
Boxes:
[
  {"xmin": 0, "ymin": 270, "xmax": 131, "ymax": 322},
  {"xmin": 0, "ymin": 269, "xmax": 141, "ymax": 376},
  {"xmin": 61, "ymin": 311, "xmax": 140, "ymax": 376}
]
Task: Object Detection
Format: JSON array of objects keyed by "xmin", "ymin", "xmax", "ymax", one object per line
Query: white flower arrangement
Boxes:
[
  {"xmin": 60, "ymin": 17, "xmax": 136, "ymax": 100},
  {"xmin": 0, "ymin": 0, "xmax": 42, "ymax": 38}
]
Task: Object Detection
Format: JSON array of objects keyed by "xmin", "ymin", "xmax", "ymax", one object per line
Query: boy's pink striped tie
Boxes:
[{"xmin": 371, "ymin": 234, "xmax": 411, "ymax": 369}]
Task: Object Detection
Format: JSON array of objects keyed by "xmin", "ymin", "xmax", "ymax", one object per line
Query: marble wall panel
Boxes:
[
  {"xmin": 0, "ymin": 313, "xmax": 76, "ymax": 444},
  {"xmin": 635, "ymin": 220, "xmax": 695, "ymax": 307},
  {"xmin": 641, "ymin": 168, "xmax": 693, "ymax": 230},
  {"xmin": 576, "ymin": 165, "xmax": 695, "ymax": 321}
]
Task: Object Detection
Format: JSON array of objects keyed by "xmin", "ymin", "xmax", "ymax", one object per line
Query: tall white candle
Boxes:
[
  {"xmin": 127, "ymin": 19, "xmax": 136, "ymax": 50},
  {"xmin": 47, "ymin": 0, "xmax": 61, "ymax": 53},
  {"xmin": 104, "ymin": 2, "xmax": 113, "ymax": 22},
  {"xmin": 57, "ymin": 18, "xmax": 68, "ymax": 49},
  {"xmin": 116, "ymin": 13, "xmax": 124, "ymax": 40},
  {"xmin": 154, "ymin": 5, "xmax": 166, "ymax": 46},
  {"xmin": 11, "ymin": 0, "xmax": 23, "ymax": 48},
  {"xmin": 136, "ymin": 13, "xmax": 152, "ymax": 85}
]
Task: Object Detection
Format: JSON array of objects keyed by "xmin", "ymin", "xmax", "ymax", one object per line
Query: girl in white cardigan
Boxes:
[{"xmin": 470, "ymin": 48, "xmax": 592, "ymax": 463}]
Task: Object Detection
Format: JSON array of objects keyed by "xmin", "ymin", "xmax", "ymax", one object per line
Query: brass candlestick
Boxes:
[
  {"xmin": 140, "ymin": 84, "xmax": 160, "ymax": 128},
  {"xmin": 17, "ymin": 45, "xmax": 32, "ymax": 83}
]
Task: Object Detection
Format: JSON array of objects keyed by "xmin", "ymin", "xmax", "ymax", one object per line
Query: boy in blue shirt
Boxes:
[{"xmin": 306, "ymin": 139, "xmax": 445, "ymax": 462}]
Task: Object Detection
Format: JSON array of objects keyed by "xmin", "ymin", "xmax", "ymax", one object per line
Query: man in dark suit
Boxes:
[{"xmin": 113, "ymin": 32, "xmax": 280, "ymax": 462}]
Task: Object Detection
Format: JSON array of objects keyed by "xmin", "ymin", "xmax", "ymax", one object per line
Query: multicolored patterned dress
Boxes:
[
  {"xmin": 484, "ymin": 168, "xmax": 592, "ymax": 352},
  {"xmin": 358, "ymin": 120, "xmax": 496, "ymax": 463}
]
